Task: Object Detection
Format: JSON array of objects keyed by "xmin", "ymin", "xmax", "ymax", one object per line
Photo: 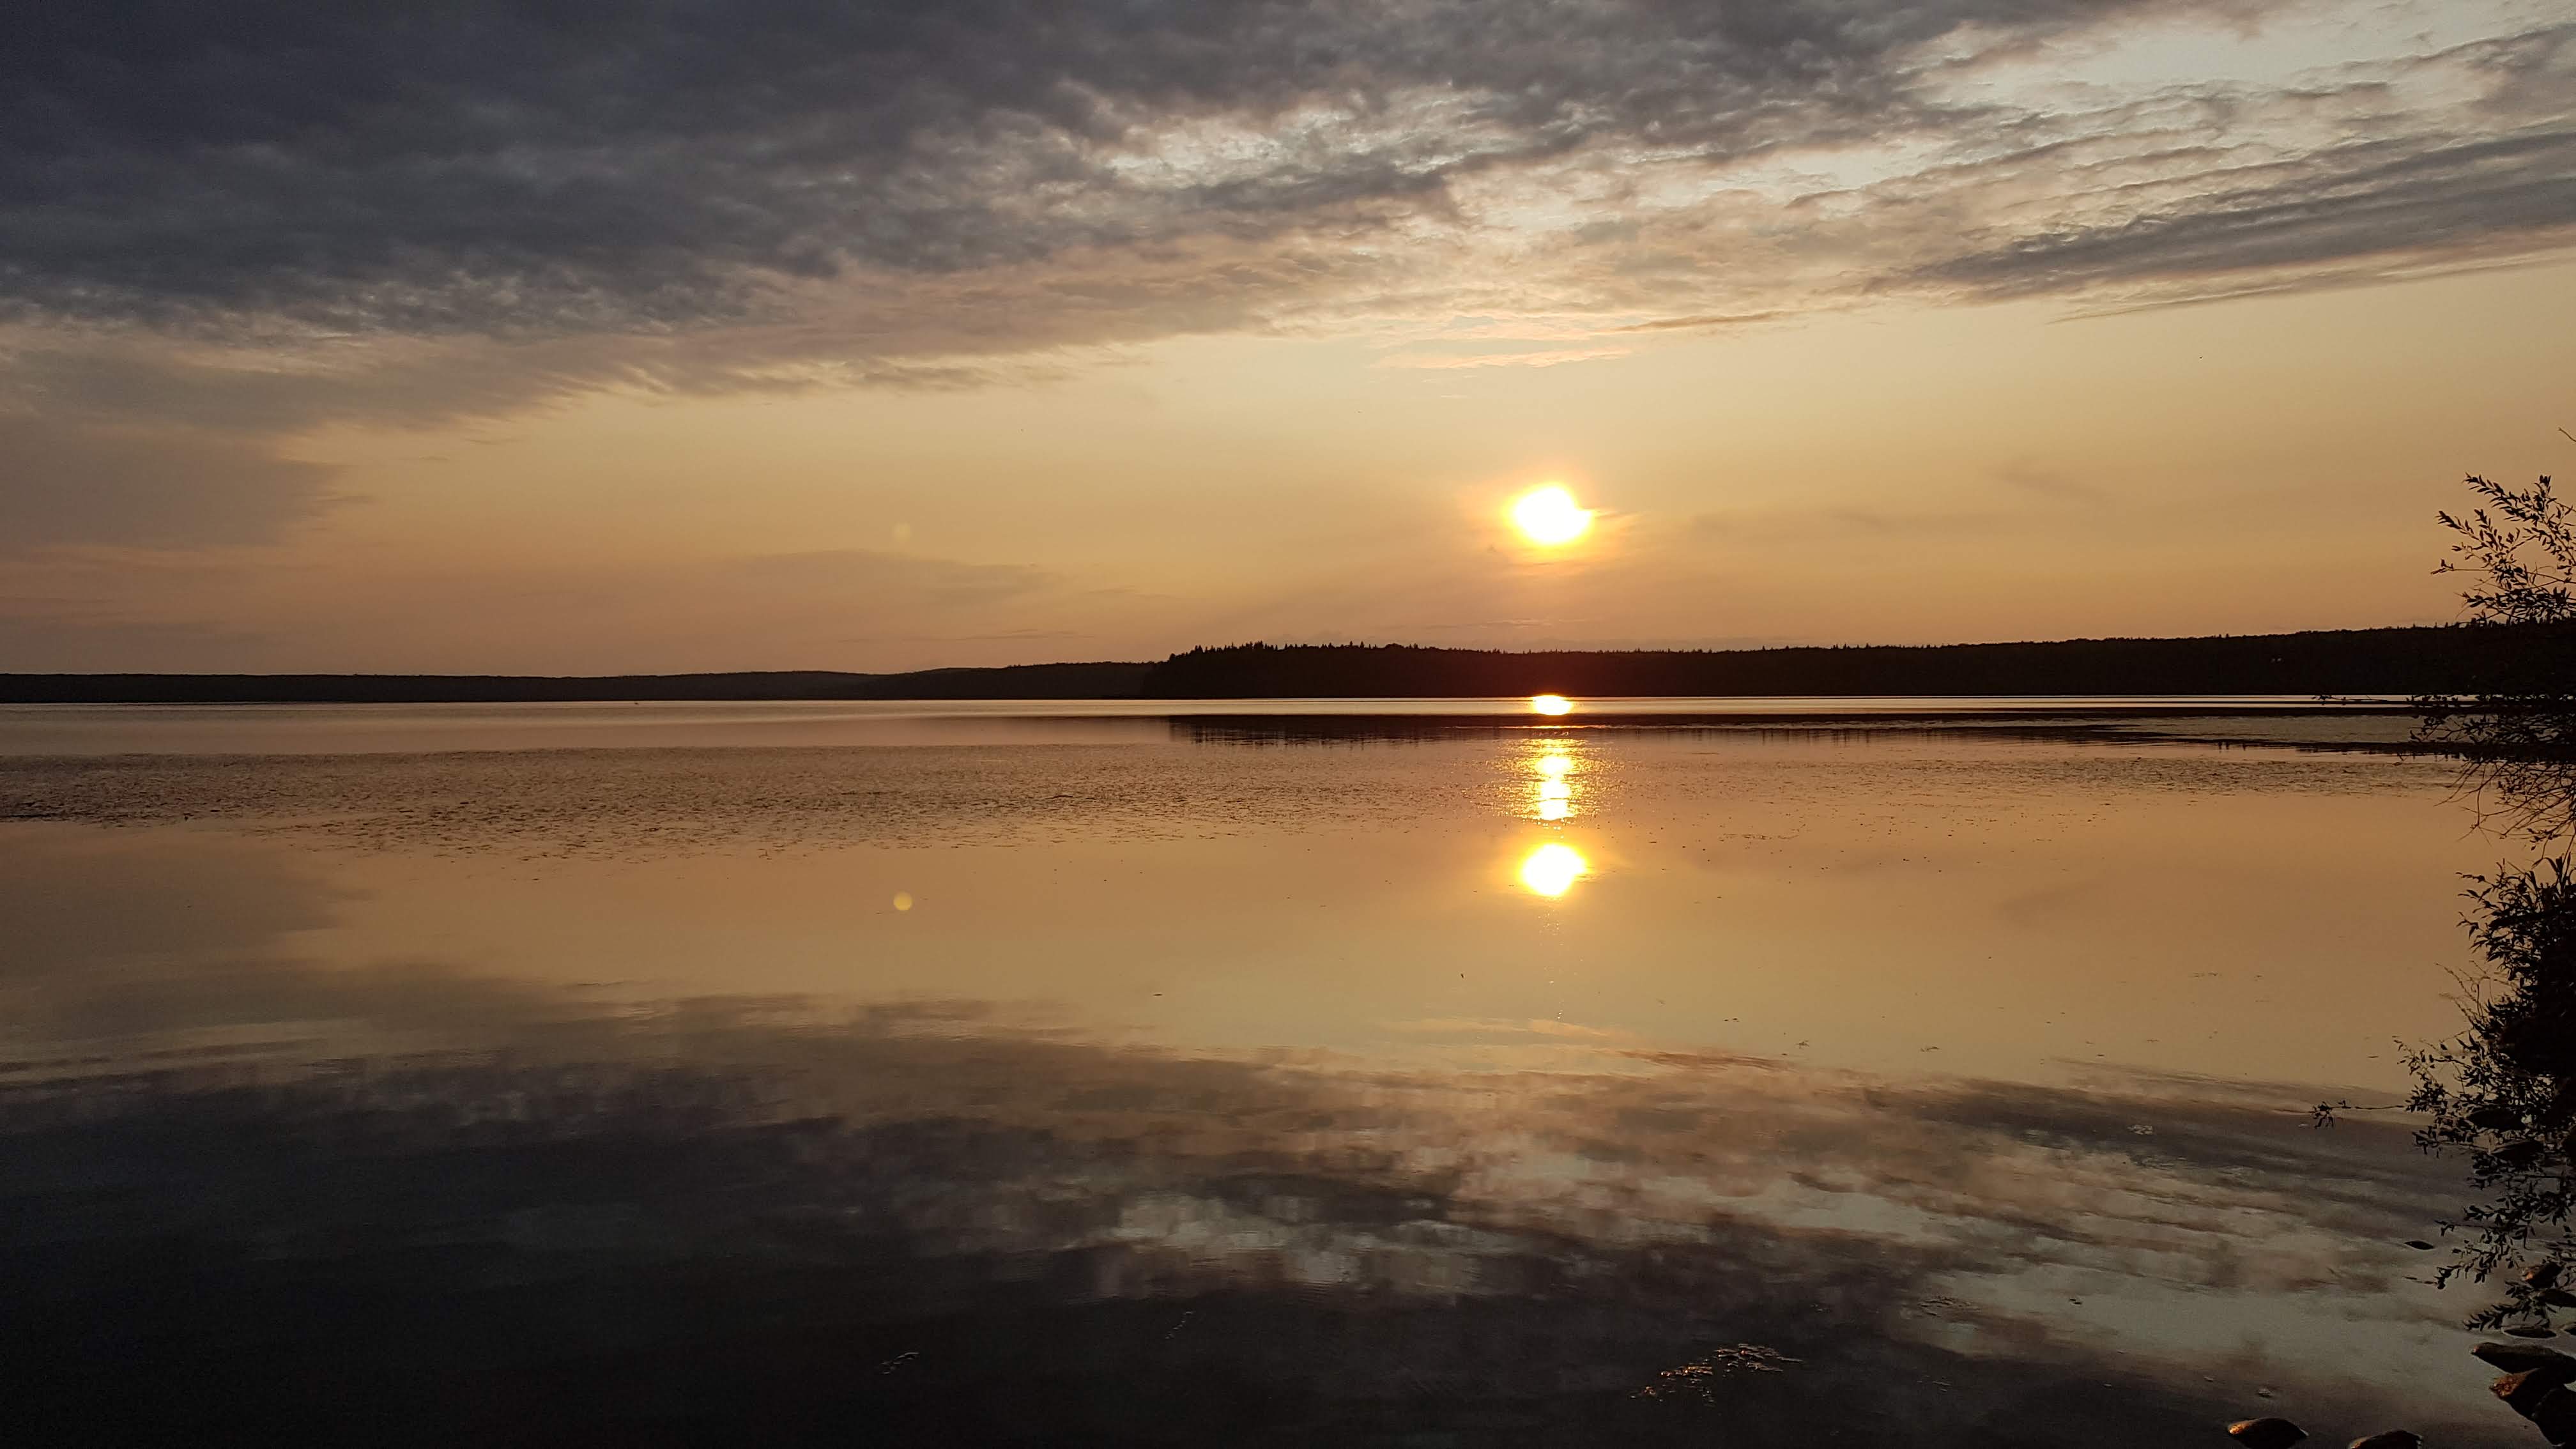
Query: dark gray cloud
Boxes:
[
  {"xmin": 0, "ymin": 0, "xmax": 1684, "ymax": 326},
  {"xmin": 1924, "ymin": 125, "xmax": 2576, "ymax": 298},
  {"xmin": 0, "ymin": 0, "xmax": 2567, "ymax": 436},
  {"xmin": 0, "ymin": 0, "xmax": 2279, "ymax": 334}
]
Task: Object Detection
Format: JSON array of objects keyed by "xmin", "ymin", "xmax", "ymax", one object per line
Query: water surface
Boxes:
[{"xmin": 0, "ymin": 700, "xmax": 2522, "ymax": 1445}]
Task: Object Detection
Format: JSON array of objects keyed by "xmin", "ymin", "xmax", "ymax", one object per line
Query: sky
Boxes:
[{"xmin": 4, "ymin": 0, "xmax": 2573, "ymax": 673}]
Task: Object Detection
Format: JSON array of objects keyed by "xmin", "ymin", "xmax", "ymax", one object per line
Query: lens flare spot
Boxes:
[
  {"xmin": 1510, "ymin": 486, "xmax": 1595, "ymax": 546},
  {"xmin": 1531, "ymin": 694, "xmax": 1572, "ymax": 716},
  {"xmin": 1519, "ymin": 843, "xmax": 1589, "ymax": 897},
  {"xmin": 892, "ymin": 893, "xmax": 914, "ymax": 912}
]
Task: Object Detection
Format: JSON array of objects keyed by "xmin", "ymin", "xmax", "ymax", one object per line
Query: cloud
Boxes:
[
  {"xmin": 719, "ymin": 549, "xmax": 1057, "ymax": 607},
  {"xmin": 1918, "ymin": 124, "xmax": 2576, "ymax": 302},
  {"xmin": 1995, "ymin": 459, "xmax": 2106, "ymax": 503},
  {"xmin": 0, "ymin": 606, "xmax": 273, "ymax": 673},
  {"xmin": 1889, "ymin": 22, "xmax": 2576, "ymax": 305},
  {"xmin": 0, "ymin": 417, "xmax": 342, "ymax": 549},
  {"xmin": 0, "ymin": 541, "xmax": 1092, "ymax": 675},
  {"xmin": 1610, "ymin": 311, "xmax": 1794, "ymax": 334},
  {"xmin": 364, "ymin": 548, "xmax": 1087, "ymax": 671},
  {"xmin": 1377, "ymin": 346, "xmax": 1630, "ymax": 369},
  {"xmin": 1688, "ymin": 505, "xmax": 2020, "ymax": 542},
  {"xmin": 0, "ymin": 0, "xmax": 2567, "ymax": 436}
]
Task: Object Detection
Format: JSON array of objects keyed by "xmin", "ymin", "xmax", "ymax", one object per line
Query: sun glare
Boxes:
[
  {"xmin": 1519, "ymin": 843, "xmax": 1589, "ymax": 898},
  {"xmin": 1510, "ymin": 485, "xmax": 1593, "ymax": 546},
  {"xmin": 1530, "ymin": 694, "xmax": 1572, "ymax": 716}
]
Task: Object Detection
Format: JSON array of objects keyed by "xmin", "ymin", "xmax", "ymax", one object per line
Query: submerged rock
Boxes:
[
  {"xmin": 2498, "ymin": 1140, "xmax": 2550, "ymax": 1169},
  {"xmin": 2228, "ymin": 1418, "xmax": 2306, "ymax": 1449},
  {"xmin": 2533, "ymin": 1386, "xmax": 2576, "ymax": 1447},
  {"xmin": 2499, "ymin": 1368, "xmax": 2566, "ymax": 1417},
  {"xmin": 2476, "ymin": 1340, "xmax": 2576, "ymax": 1382},
  {"xmin": 2347, "ymin": 1432, "xmax": 2420, "ymax": 1449}
]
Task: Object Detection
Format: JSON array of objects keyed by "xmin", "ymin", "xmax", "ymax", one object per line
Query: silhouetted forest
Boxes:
[
  {"xmin": 9, "ymin": 622, "xmax": 2569, "ymax": 703},
  {"xmin": 0, "ymin": 661, "xmax": 1152, "ymax": 704},
  {"xmin": 1140, "ymin": 624, "xmax": 2573, "ymax": 699}
]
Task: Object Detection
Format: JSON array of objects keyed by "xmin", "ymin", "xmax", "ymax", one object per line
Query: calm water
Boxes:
[{"xmin": 0, "ymin": 700, "xmax": 2528, "ymax": 1445}]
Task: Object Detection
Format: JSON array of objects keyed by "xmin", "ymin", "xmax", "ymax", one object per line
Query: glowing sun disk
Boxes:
[
  {"xmin": 1510, "ymin": 486, "xmax": 1594, "ymax": 546},
  {"xmin": 1530, "ymin": 694, "xmax": 1572, "ymax": 716}
]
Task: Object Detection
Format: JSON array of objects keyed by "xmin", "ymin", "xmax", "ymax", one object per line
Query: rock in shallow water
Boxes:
[
  {"xmin": 2228, "ymin": 1418, "xmax": 2306, "ymax": 1449},
  {"xmin": 2501, "ymin": 1368, "xmax": 2568, "ymax": 1416},
  {"xmin": 2479, "ymin": 1342, "xmax": 2576, "ymax": 1381},
  {"xmin": 2533, "ymin": 1388, "xmax": 2576, "ymax": 1448},
  {"xmin": 2347, "ymin": 1432, "xmax": 2419, "ymax": 1449}
]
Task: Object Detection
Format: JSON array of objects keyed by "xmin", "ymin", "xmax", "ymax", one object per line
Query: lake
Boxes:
[{"xmin": 0, "ymin": 699, "xmax": 2531, "ymax": 1445}]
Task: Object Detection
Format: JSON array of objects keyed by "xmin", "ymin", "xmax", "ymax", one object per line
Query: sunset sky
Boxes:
[{"xmin": 6, "ymin": 0, "xmax": 2573, "ymax": 673}]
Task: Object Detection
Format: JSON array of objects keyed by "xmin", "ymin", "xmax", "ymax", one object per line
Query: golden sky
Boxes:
[{"xmin": 4, "ymin": 0, "xmax": 2572, "ymax": 671}]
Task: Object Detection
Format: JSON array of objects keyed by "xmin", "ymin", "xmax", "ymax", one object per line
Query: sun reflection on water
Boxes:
[
  {"xmin": 1536, "ymin": 782, "xmax": 1571, "ymax": 821},
  {"xmin": 1518, "ymin": 842, "xmax": 1589, "ymax": 898},
  {"xmin": 1526, "ymin": 739, "xmax": 1582, "ymax": 822},
  {"xmin": 1515, "ymin": 738, "xmax": 1592, "ymax": 896}
]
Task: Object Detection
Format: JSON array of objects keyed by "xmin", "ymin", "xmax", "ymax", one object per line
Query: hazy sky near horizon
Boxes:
[{"xmin": 4, "ymin": 0, "xmax": 2573, "ymax": 673}]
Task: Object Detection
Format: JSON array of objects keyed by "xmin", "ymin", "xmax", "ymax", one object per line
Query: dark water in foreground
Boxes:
[{"xmin": 0, "ymin": 700, "xmax": 2531, "ymax": 1445}]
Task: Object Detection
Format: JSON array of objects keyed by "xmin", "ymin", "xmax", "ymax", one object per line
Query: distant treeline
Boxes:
[
  {"xmin": 0, "ymin": 662, "xmax": 1151, "ymax": 704},
  {"xmin": 1135, "ymin": 625, "xmax": 2575, "ymax": 698},
  {"xmin": 8, "ymin": 624, "xmax": 2565, "ymax": 703}
]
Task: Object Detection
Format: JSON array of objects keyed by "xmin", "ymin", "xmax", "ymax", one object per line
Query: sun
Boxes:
[{"xmin": 1510, "ymin": 485, "xmax": 1593, "ymax": 546}]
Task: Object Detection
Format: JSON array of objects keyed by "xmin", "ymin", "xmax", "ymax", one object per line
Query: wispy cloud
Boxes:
[
  {"xmin": 1609, "ymin": 311, "xmax": 1793, "ymax": 334},
  {"xmin": 1376, "ymin": 347, "xmax": 1630, "ymax": 370}
]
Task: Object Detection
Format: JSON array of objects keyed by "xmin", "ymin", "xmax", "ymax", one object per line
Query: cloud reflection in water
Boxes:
[{"xmin": 0, "ymin": 997, "xmax": 2518, "ymax": 1446}]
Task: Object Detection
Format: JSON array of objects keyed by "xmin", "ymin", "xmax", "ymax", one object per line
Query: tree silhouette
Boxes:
[{"xmin": 2404, "ymin": 473, "xmax": 2576, "ymax": 1334}]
